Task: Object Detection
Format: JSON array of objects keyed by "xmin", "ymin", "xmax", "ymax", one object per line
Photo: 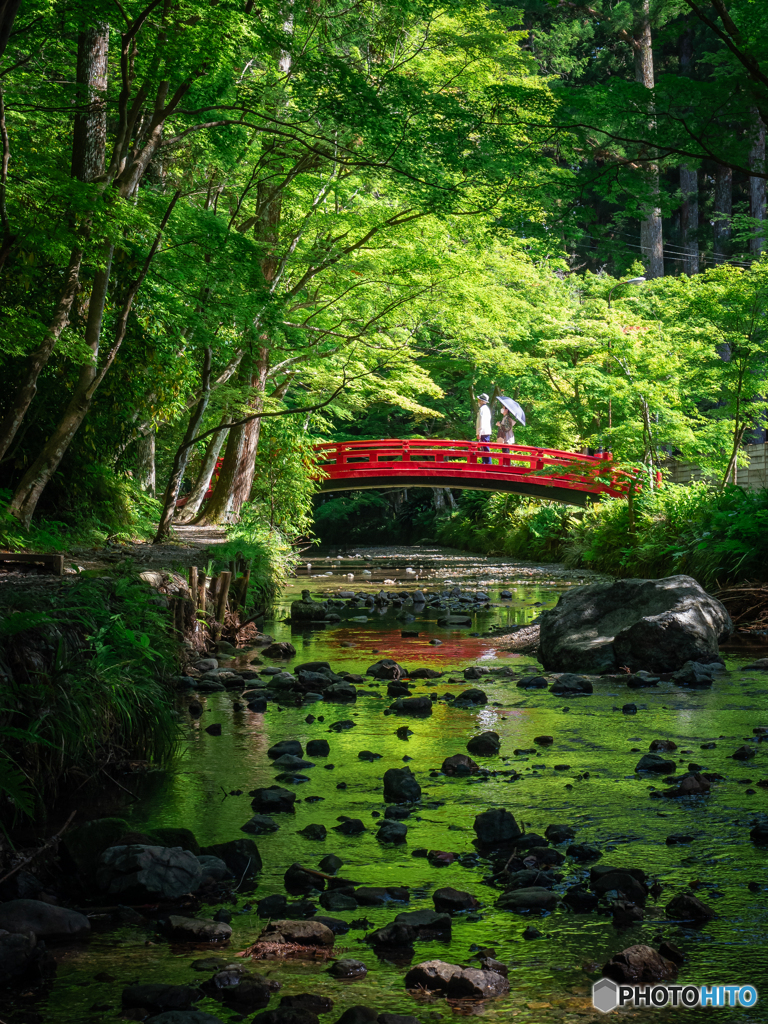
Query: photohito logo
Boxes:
[{"xmin": 593, "ymin": 979, "xmax": 759, "ymax": 1012}]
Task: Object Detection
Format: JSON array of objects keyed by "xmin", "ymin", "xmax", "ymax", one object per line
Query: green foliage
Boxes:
[
  {"xmin": 436, "ymin": 483, "xmax": 768, "ymax": 587},
  {"xmin": 209, "ymin": 516, "xmax": 298, "ymax": 615},
  {"xmin": 0, "ymin": 569, "xmax": 179, "ymax": 821}
]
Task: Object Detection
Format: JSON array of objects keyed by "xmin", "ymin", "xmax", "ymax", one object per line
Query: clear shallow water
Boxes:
[{"xmin": 38, "ymin": 548, "xmax": 768, "ymax": 1023}]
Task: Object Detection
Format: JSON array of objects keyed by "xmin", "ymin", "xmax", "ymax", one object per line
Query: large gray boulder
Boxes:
[
  {"xmin": 0, "ymin": 929, "xmax": 37, "ymax": 983},
  {"xmin": 0, "ymin": 899, "xmax": 90, "ymax": 938},
  {"xmin": 538, "ymin": 575, "xmax": 732, "ymax": 674},
  {"xmin": 96, "ymin": 845, "xmax": 203, "ymax": 899}
]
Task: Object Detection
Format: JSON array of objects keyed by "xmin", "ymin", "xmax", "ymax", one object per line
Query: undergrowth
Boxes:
[
  {"xmin": 0, "ymin": 470, "xmax": 162, "ymax": 552},
  {"xmin": 436, "ymin": 484, "xmax": 768, "ymax": 588},
  {"xmin": 0, "ymin": 564, "xmax": 179, "ymax": 826}
]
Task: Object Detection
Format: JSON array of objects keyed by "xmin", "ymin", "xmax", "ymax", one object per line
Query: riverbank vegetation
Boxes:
[{"xmin": 0, "ymin": 567, "xmax": 179, "ymax": 826}]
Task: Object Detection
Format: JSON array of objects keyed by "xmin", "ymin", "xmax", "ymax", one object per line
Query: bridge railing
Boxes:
[{"xmin": 313, "ymin": 439, "xmax": 630, "ymax": 497}]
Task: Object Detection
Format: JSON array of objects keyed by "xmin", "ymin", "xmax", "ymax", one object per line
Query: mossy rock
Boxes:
[
  {"xmin": 115, "ymin": 832, "xmax": 157, "ymax": 846},
  {"xmin": 146, "ymin": 827, "xmax": 201, "ymax": 855},
  {"xmin": 63, "ymin": 817, "xmax": 130, "ymax": 873}
]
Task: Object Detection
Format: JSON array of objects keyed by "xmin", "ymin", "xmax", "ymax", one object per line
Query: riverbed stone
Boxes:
[
  {"xmin": 441, "ymin": 753, "xmax": 479, "ymax": 775},
  {"xmin": 665, "ymin": 893, "xmax": 716, "ymax": 921},
  {"xmin": 446, "ymin": 967, "xmax": 510, "ymax": 999},
  {"xmin": 241, "ymin": 814, "xmax": 279, "ymax": 835},
  {"xmin": 325, "ymin": 682, "xmax": 357, "ymax": 701},
  {"xmin": 260, "ymin": 919, "xmax": 335, "ymax": 946},
  {"xmin": 635, "ymin": 753, "xmax": 676, "ymax": 774},
  {"xmin": 473, "ymin": 807, "xmax": 521, "ymax": 845},
  {"xmin": 539, "ymin": 575, "xmax": 733, "ymax": 674},
  {"xmin": 496, "ymin": 887, "xmax": 559, "ymax": 912},
  {"xmin": 97, "ymin": 845, "xmax": 203, "ymax": 899},
  {"xmin": 306, "ymin": 739, "xmax": 331, "ymax": 756},
  {"xmin": 454, "ymin": 688, "xmax": 488, "ymax": 706},
  {"xmin": 388, "ymin": 696, "xmax": 432, "ymax": 714},
  {"xmin": 0, "ymin": 929, "xmax": 37, "ymax": 982},
  {"xmin": 281, "ymin": 995, "xmax": 334, "ymax": 1013},
  {"xmin": 163, "ymin": 916, "xmax": 233, "ymax": 942},
  {"xmin": 320, "ymin": 891, "xmax": 358, "ymax": 912},
  {"xmin": 404, "ymin": 960, "xmax": 463, "ymax": 991},
  {"xmin": 272, "ymin": 754, "xmax": 315, "ymax": 770},
  {"xmin": 268, "ymin": 740, "xmax": 304, "ymax": 759},
  {"xmin": 122, "ymin": 984, "xmax": 203, "ymax": 1012},
  {"xmin": 250, "ymin": 786, "xmax": 297, "ymax": 813},
  {"xmin": 201, "ymin": 839, "xmax": 262, "ymax": 878},
  {"xmin": 290, "ymin": 592, "xmax": 327, "ymax": 622},
  {"xmin": 432, "ymin": 887, "xmax": 478, "ymax": 913},
  {"xmin": 602, "ymin": 944, "xmax": 678, "ymax": 983},
  {"xmin": 299, "ymin": 824, "xmax": 327, "ymax": 841},
  {"xmin": 467, "ymin": 731, "xmax": 500, "ymax": 756},
  {"xmin": 517, "ymin": 675, "xmax": 549, "ymax": 689},
  {"xmin": 383, "ymin": 766, "xmax": 421, "ymax": 803},
  {"xmin": 367, "ymin": 659, "xmax": 407, "ymax": 680},
  {"xmin": 377, "ymin": 820, "xmax": 408, "ymax": 844},
  {"xmin": 328, "ymin": 958, "xmax": 367, "ymax": 979},
  {"xmin": 0, "ymin": 899, "xmax": 90, "ymax": 939},
  {"xmin": 197, "ymin": 856, "xmax": 235, "ymax": 884},
  {"xmin": 336, "ymin": 1010, "xmax": 378, "ymax": 1024},
  {"xmin": 591, "ymin": 868, "xmax": 648, "ymax": 905},
  {"xmin": 550, "ymin": 674, "xmax": 593, "ymax": 696}
]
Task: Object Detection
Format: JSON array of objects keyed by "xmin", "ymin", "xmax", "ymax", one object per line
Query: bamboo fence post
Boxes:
[
  {"xmin": 198, "ymin": 571, "xmax": 207, "ymax": 612},
  {"xmin": 189, "ymin": 565, "xmax": 198, "ymax": 608},
  {"xmin": 216, "ymin": 571, "xmax": 232, "ymax": 625}
]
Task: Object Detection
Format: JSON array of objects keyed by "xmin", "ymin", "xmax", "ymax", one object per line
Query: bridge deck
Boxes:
[{"xmin": 313, "ymin": 439, "xmax": 628, "ymax": 507}]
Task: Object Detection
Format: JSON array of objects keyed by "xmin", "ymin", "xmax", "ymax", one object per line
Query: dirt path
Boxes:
[{"xmin": 69, "ymin": 524, "xmax": 230, "ymax": 572}]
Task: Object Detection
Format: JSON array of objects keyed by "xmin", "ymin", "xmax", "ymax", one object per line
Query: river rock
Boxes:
[
  {"xmin": 505, "ymin": 869, "xmax": 557, "ymax": 891},
  {"xmin": 197, "ymin": 856, "xmax": 235, "ymax": 883},
  {"xmin": 0, "ymin": 899, "xmax": 90, "ymax": 939},
  {"xmin": 328, "ymin": 958, "xmax": 367, "ymax": 979},
  {"xmin": 441, "ymin": 753, "xmax": 479, "ymax": 775},
  {"xmin": 163, "ymin": 916, "xmax": 233, "ymax": 942},
  {"xmin": 299, "ymin": 824, "xmax": 327, "ymax": 841},
  {"xmin": 562, "ymin": 884, "xmax": 599, "ymax": 913},
  {"xmin": 146, "ymin": 1015, "xmax": 225, "ymax": 1024},
  {"xmin": 377, "ymin": 821, "xmax": 408, "ymax": 844},
  {"xmin": 290, "ymin": 592, "xmax": 327, "ymax": 622},
  {"xmin": 446, "ymin": 967, "xmax": 510, "ymax": 999},
  {"xmin": 336, "ymin": 1010, "xmax": 378, "ymax": 1024},
  {"xmin": 393, "ymin": 909, "xmax": 451, "ymax": 938},
  {"xmin": 333, "ymin": 818, "xmax": 366, "ymax": 835},
  {"xmin": 272, "ymin": 754, "xmax": 315, "ymax": 770},
  {"xmin": 281, "ymin": 995, "xmax": 334, "ymax": 1013},
  {"xmin": 383, "ymin": 766, "xmax": 421, "ymax": 803},
  {"xmin": 319, "ymin": 854, "xmax": 343, "ymax": 874},
  {"xmin": 550, "ymin": 674, "xmax": 593, "ymax": 696},
  {"xmin": 591, "ymin": 868, "xmax": 648, "ymax": 905},
  {"xmin": 665, "ymin": 893, "xmax": 715, "ymax": 921},
  {"xmin": 241, "ymin": 814, "xmax": 279, "ymax": 835},
  {"xmin": 517, "ymin": 675, "xmax": 549, "ymax": 689},
  {"xmin": 649, "ymin": 739, "xmax": 677, "ymax": 752},
  {"xmin": 454, "ymin": 688, "xmax": 487, "ymax": 706},
  {"xmin": 260, "ymin": 919, "xmax": 334, "ymax": 946},
  {"xmin": 201, "ymin": 839, "xmax": 262, "ymax": 878},
  {"xmin": 367, "ymin": 659, "xmax": 407, "ymax": 680},
  {"xmin": 250, "ymin": 786, "xmax": 297, "ymax": 813},
  {"xmin": 404, "ymin": 960, "xmax": 463, "ymax": 991},
  {"xmin": 320, "ymin": 891, "xmax": 358, "ymax": 912},
  {"xmin": 539, "ymin": 575, "xmax": 732, "ymax": 674},
  {"xmin": 432, "ymin": 887, "xmax": 478, "ymax": 913},
  {"xmin": 635, "ymin": 753, "xmax": 676, "ymax": 773},
  {"xmin": 325, "ymin": 682, "xmax": 357, "ymax": 701},
  {"xmin": 408, "ymin": 668, "xmax": 442, "ymax": 679},
  {"xmin": 96, "ymin": 845, "xmax": 203, "ymax": 899},
  {"xmin": 388, "ymin": 696, "xmax": 432, "ymax": 714},
  {"xmin": 602, "ymin": 944, "xmax": 678, "ymax": 983},
  {"xmin": 268, "ymin": 740, "xmax": 304, "ymax": 759},
  {"xmin": 496, "ymin": 887, "xmax": 559, "ymax": 912},
  {"xmin": 545, "ymin": 824, "xmax": 575, "ymax": 843},
  {"xmin": 733, "ymin": 745, "xmax": 756, "ymax": 760},
  {"xmin": 0, "ymin": 929, "xmax": 37, "ymax": 983},
  {"xmin": 467, "ymin": 731, "xmax": 500, "ymax": 756},
  {"xmin": 473, "ymin": 807, "xmax": 521, "ymax": 845},
  {"xmin": 122, "ymin": 984, "xmax": 202, "ymax": 1012},
  {"xmin": 463, "ymin": 666, "xmax": 490, "ymax": 679}
]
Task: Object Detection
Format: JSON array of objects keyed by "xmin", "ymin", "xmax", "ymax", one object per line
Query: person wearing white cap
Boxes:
[{"xmin": 475, "ymin": 393, "xmax": 492, "ymax": 464}]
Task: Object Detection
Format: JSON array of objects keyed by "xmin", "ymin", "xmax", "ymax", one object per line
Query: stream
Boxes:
[{"xmin": 35, "ymin": 546, "xmax": 768, "ymax": 1023}]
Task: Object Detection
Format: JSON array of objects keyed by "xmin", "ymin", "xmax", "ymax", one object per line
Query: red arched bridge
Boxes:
[{"xmin": 313, "ymin": 439, "xmax": 630, "ymax": 507}]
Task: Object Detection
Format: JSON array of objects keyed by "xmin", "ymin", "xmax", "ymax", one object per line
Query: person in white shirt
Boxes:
[{"xmin": 475, "ymin": 393, "xmax": 492, "ymax": 464}]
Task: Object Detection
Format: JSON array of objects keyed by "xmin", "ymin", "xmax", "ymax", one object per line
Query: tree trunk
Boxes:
[
  {"xmin": 176, "ymin": 415, "xmax": 229, "ymax": 522},
  {"xmin": 713, "ymin": 166, "xmax": 732, "ymax": 262},
  {"xmin": 195, "ymin": 358, "xmax": 271, "ymax": 525},
  {"xmin": 680, "ymin": 166, "xmax": 699, "ymax": 275},
  {"xmin": 71, "ymin": 25, "xmax": 109, "ymax": 182},
  {"xmin": 0, "ymin": 23, "xmax": 109, "ymax": 461},
  {"xmin": 634, "ymin": 0, "xmax": 663, "ymax": 279},
  {"xmin": 136, "ymin": 429, "xmax": 156, "ymax": 495},
  {"xmin": 154, "ymin": 348, "xmax": 213, "ymax": 542},
  {"xmin": 750, "ymin": 113, "xmax": 766, "ymax": 257},
  {"xmin": 0, "ymin": 0, "xmax": 22, "ymax": 63}
]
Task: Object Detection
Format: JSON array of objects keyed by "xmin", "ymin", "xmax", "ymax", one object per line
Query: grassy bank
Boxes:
[
  {"xmin": 435, "ymin": 483, "xmax": 768, "ymax": 588},
  {"xmin": 0, "ymin": 566, "xmax": 180, "ymax": 827}
]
